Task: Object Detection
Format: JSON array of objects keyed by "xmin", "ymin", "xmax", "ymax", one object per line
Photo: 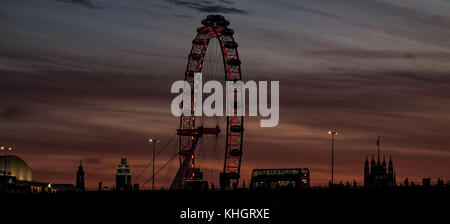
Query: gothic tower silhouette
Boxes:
[
  {"xmin": 364, "ymin": 137, "xmax": 396, "ymax": 187},
  {"xmin": 76, "ymin": 160, "xmax": 85, "ymax": 191}
]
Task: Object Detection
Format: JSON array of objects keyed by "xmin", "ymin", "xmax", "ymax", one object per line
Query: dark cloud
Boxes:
[
  {"xmin": 278, "ymin": 71, "xmax": 450, "ymax": 124},
  {"xmin": 147, "ymin": 10, "xmax": 157, "ymax": 18},
  {"xmin": 310, "ymin": 50, "xmax": 450, "ymax": 60},
  {"xmin": 84, "ymin": 157, "xmax": 102, "ymax": 164},
  {"xmin": 175, "ymin": 14, "xmax": 196, "ymax": 19},
  {"xmin": 0, "ymin": 48, "xmax": 56, "ymax": 64},
  {"xmin": 218, "ymin": 0, "xmax": 234, "ymax": 5},
  {"xmin": 167, "ymin": 0, "xmax": 247, "ymax": 14},
  {"xmin": 0, "ymin": 105, "xmax": 30, "ymax": 120},
  {"xmin": 55, "ymin": 0, "xmax": 102, "ymax": 9},
  {"xmin": 293, "ymin": 5, "xmax": 338, "ymax": 19},
  {"xmin": 0, "ymin": 69, "xmax": 170, "ymax": 101}
]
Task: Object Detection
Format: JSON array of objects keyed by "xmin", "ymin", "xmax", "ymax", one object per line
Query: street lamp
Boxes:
[
  {"xmin": 328, "ymin": 131, "xmax": 338, "ymax": 186},
  {"xmin": 148, "ymin": 138, "xmax": 159, "ymax": 191},
  {"xmin": 1, "ymin": 146, "xmax": 13, "ymax": 192}
]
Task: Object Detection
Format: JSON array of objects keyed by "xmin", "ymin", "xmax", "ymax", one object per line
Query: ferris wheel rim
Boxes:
[{"xmin": 176, "ymin": 15, "xmax": 244, "ymax": 189}]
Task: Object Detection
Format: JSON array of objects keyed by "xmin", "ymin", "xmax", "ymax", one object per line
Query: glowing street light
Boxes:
[
  {"xmin": 328, "ymin": 131, "xmax": 338, "ymax": 186},
  {"xmin": 148, "ymin": 138, "xmax": 160, "ymax": 191},
  {"xmin": 1, "ymin": 146, "xmax": 13, "ymax": 192},
  {"xmin": 1, "ymin": 146, "xmax": 13, "ymax": 175}
]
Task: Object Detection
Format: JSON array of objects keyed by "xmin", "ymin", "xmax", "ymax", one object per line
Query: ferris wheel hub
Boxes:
[{"xmin": 202, "ymin": 15, "xmax": 230, "ymax": 27}]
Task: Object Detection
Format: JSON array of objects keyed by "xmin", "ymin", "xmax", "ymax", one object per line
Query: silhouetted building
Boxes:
[
  {"xmin": 116, "ymin": 158, "xmax": 132, "ymax": 191},
  {"xmin": 364, "ymin": 155, "xmax": 396, "ymax": 187},
  {"xmin": 364, "ymin": 137, "xmax": 396, "ymax": 187},
  {"xmin": 250, "ymin": 168, "xmax": 310, "ymax": 189},
  {"xmin": 76, "ymin": 160, "xmax": 85, "ymax": 191},
  {"xmin": 0, "ymin": 155, "xmax": 76, "ymax": 192},
  {"xmin": 184, "ymin": 168, "xmax": 208, "ymax": 190},
  {"xmin": 364, "ymin": 136, "xmax": 395, "ymax": 187},
  {"xmin": 0, "ymin": 155, "xmax": 33, "ymax": 181},
  {"xmin": 422, "ymin": 178, "xmax": 431, "ymax": 187},
  {"xmin": 437, "ymin": 178, "xmax": 444, "ymax": 187}
]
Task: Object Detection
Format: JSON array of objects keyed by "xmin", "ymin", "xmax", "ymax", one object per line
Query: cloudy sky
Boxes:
[{"xmin": 1, "ymin": 0, "xmax": 450, "ymax": 189}]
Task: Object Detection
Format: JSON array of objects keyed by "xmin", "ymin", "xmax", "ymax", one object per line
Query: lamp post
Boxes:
[
  {"xmin": 1, "ymin": 146, "xmax": 13, "ymax": 192},
  {"xmin": 148, "ymin": 138, "xmax": 159, "ymax": 191},
  {"xmin": 328, "ymin": 131, "xmax": 338, "ymax": 186}
]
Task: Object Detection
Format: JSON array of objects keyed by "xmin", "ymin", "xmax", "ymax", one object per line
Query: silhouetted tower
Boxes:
[
  {"xmin": 76, "ymin": 160, "xmax": 85, "ymax": 191},
  {"xmin": 377, "ymin": 136, "xmax": 381, "ymax": 161},
  {"xmin": 116, "ymin": 157, "xmax": 132, "ymax": 191},
  {"xmin": 364, "ymin": 156, "xmax": 369, "ymax": 186},
  {"xmin": 370, "ymin": 154, "xmax": 375, "ymax": 170},
  {"xmin": 388, "ymin": 155, "xmax": 395, "ymax": 184},
  {"xmin": 364, "ymin": 137, "xmax": 396, "ymax": 187}
]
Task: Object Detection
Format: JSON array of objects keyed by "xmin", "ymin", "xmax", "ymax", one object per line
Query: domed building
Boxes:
[
  {"xmin": 0, "ymin": 155, "xmax": 33, "ymax": 181},
  {"xmin": 1, "ymin": 155, "xmax": 77, "ymax": 193}
]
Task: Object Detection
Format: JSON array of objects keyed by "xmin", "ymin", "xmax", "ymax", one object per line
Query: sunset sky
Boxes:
[{"xmin": 1, "ymin": 0, "xmax": 450, "ymax": 189}]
